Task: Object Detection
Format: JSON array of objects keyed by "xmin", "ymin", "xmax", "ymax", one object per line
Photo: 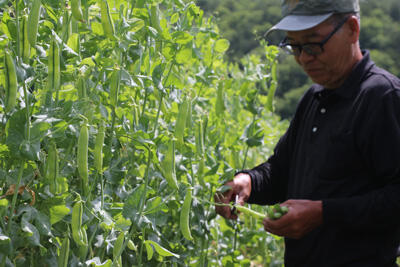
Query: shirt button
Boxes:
[
  {"xmin": 320, "ymin": 108, "xmax": 326, "ymax": 114},
  {"xmin": 312, "ymin": 126, "xmax": 318, "ymax": 133}
]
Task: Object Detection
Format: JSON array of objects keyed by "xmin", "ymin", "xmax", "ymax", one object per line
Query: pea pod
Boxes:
[
  {"xmin": 174, "ymin": 97, "xmax": 189, "ymax": 145},
  {"xmin": 236, "ymin": 204, "xmax": 289, "ymax": 220},
  {"xmin": 160, "ymin": 139, "xmax": 178, "ymax": 189},
  {"xmin": 150, "ymin": 5, "xmax": 162, "ymax": 33},
  {"xmin": 77, "ymin": 123, "xmax": 89, "ymax": 196},
  {"xmin": 71, "ymin": 199, "xmax": 88, "ymax": 247},
  {"xmin": 47, "ymin": 37, "xmax": 61, "ymax": 100},
  {"xmin": 27, "ymin": 0, "xmax": 41, "ymax": 47},
  {"xmin": 109, "ymin": 69, "xmax": 120, "ymax": 107},
  {"xmin": 195, "ymin": 119, "xmax": 204, "ymax": 157},
  {"xmin": 70, "ymin": 0, "xmax": 84, "ymax": 22},
  {"xmin": 215, "ymin": 82, "xmax": 225, "ymax": 117},
  {"xmin": 61, "ymin": 10, "xmax": 72, "ymax": 43},
  {"xmin": 180, "ymin": 187, "xmax": 193, "ymax": 240},
  {"xmin": 57, "ymin": 237, "xmax": 70, "ymax": 267},
  {"xmin": 268, "ymin": 204, "xmax": 289, "ymax": 220},
  {"xmin": 76, "ymin": 75, "xmax": 87, "ymax": 99},
  {"xmin": 45, "ymin": 142, "xmax": 59, "ymax": 194},
  {"xmin": 100, "ymin": 0, "xmax": 115, "ymax": 38},
  {"xmin": 19, "ymin": 15, "xmax": 30, "ymax": 62},
  {"xmin": 4, "ymin": 49, "xmax": 18, "ymax": 113},
  {"xmin": 235, "ymin": 205, "xmax": 265, "ymax": 220},
  {"xmin": 94, "ymin": 121, "xmax": 105, "ymax": 173}
]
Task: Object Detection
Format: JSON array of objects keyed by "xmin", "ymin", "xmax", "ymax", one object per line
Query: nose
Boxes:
[{"xmin": 296, "ymin": 49, "xmax": 316, "ymax": 65}]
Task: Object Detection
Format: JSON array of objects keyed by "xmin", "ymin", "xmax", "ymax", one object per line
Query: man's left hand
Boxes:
[{"xmin": 263, "ymin": 199, "xmax": 323, "ymax": 239}]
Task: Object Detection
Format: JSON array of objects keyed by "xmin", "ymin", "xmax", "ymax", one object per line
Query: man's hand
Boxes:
[
  {"xmin": 214, "ymin": 173, "xmax": 252, "ymax": 220},
  {"xmin": 263, "ymin": 199, "xmax": 323, "ymax": 239}
]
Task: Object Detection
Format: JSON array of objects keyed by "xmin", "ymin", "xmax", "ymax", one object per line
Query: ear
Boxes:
[{"xmin": 347, "ymin": 16, "xmax": 360, "ymax": 44}]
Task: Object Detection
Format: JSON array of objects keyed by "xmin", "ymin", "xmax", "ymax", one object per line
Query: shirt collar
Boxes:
[{"xmin": 313, "ymin": 50, "xmax": 375, "ymax": 99}]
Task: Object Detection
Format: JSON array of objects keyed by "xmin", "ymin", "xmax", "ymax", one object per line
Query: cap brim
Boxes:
[{"xmin": 264, "ymin": 13, "xmax": 333, "ymax": 38}]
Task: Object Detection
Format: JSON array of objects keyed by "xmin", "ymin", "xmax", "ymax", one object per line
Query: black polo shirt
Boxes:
[{"xmin": 242, "ymin": 51, "xmax": 400, "ymax": 266}]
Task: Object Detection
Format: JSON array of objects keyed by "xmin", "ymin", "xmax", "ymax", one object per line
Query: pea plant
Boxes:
[{"xmin": 0, "ymin": 0, "xmax": 288, "ymax": 266}]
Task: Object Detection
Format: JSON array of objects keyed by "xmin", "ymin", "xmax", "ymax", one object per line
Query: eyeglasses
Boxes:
[{"xmin": 279, "ymin": 16, "xmax": 350, "ymax": 57}]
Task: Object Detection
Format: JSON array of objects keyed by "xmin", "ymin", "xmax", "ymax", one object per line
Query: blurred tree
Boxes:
[{"xmin": 196, "ymin": 0, "xmax": 400, "ymax": 119}]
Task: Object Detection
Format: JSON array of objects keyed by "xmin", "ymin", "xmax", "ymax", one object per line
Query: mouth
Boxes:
[{"xmin": 305, "ymin": 68, "xmax": 323, "ymax": 76}]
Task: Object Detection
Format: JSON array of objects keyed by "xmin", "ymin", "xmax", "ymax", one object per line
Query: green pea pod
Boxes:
[
  {"xmin": 47, "ymin": 37, "xmax": 61, "ymax": 95},
  {"xmin": 150, "ymin": 5, "xmax": 162, "ymax": 33},
  {"xmin": 77, "ymin": 123, "xmax": 89, "ymax": 196},
  {"xmin": 71, "ymin": 0, "xmax": 84, "ymax": 22},
  {"xmin": 186, "ymin": 98, "xmax": 192, "ymax": 131},
  {"xmin": 174, "ymin": 98, "xmax": 189, "ymax": 145},
  {"xmin": 45, "ymin": 142, "xmax": 59, "ymax": 194},
  {"xmin": 235, "ymin": 205, "xmax": 266, "ymax": 220},
  {"xmin": 19, "ymin": 15, "xmax": 30, "ymax": 62},
  {"xmin": 76, "ymin": 75, "xmax": 87, "ymax": 99},
  {"xmin": 215, "ymin": 82, "xmax": 225, "ymax": 117},
  {"xmin": 94, "ymin": 121, "xmax": 105, "ymax": 173},
  {"xmin": 161, "ymin": 139, "xmax": 178, "ymax": 189},
  {"xmin": 197, "ymin": 158, "xmax": 205, "ymax": 187},
  {"xmin": 57, "ymin": 237, "xmax": 70, "ymax": 267},
  {"xmin": 61, "ymin": 10, "xmax": 72, "ymax": 43},
  {"xmin": 110, "ymin": 69, "xmax": 120, "ymax": 107},
  {"xmin": 27, "ymin": 0, "xmax": 41, "ymax": 47},
  {"xmin": 266, "ymin": 204, "xmax": 289, "ymax": 220},
  {"xmin": 78, "ymin": 229, "xmax": 88, "ymax": 260},
  {"xmin": 180, "ymin": 187, "xmax": 193, "ymax": 241},
  {"xmin": 100, "ymin": 0, "xmax": 115, "ymax": 38},
  {"xmin": 71, "ymin": 200, "xmax": 87, "ymax": 246},
  {"xmin": 195, "ymin": 119, "xmax": 204, "ymax": 157},
  {"xmin": 4, "ymin": 49, "xmax": 18, "ymax": 113}
]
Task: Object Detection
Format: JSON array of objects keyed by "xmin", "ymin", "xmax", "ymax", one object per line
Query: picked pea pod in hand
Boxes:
[{"xmin": 234, "ymin": 203, "xmax": 288, "ymax": 220}]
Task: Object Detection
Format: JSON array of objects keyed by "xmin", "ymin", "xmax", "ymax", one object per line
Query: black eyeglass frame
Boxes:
[{"xmin": 278, "ymin": 16, "xmax": 350, "ymax": 56}]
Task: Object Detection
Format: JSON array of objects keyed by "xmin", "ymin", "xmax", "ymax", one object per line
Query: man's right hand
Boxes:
[{"xmin": 214, "ymin": 173, "xmax": 252, "ymax": 220}]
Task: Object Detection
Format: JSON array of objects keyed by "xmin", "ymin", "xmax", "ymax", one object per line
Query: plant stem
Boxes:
[
  {"xmin": 23, "ymin": 83, "xmax": 31, "ymax": 140},
  {"xmin": 138, "ymin": 149, "xmax": 151, "ymax": 215},
  {"xmin": 7, "ymin": 160, "xmax": 25, "ymax": 235}
]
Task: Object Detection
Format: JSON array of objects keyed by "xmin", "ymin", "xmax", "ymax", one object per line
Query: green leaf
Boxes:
[
  {"xmin": 215, "ymin": 39, "xmax": 230, "ymax": 53},
  {"xmin": 170, "ymin": 13, "xmax": 179, "ymax": 24},
  {"xmin": 176, "ymin": 47, "xmax": 192, "ymax": 64},
  {"xmin": 129, "ymin": 18, "xmax": 145, "ymax": 32},
  {"xmin": 49, "ymin": 205, "xmax": 70, "ymax": 225},
  {"xmin": 144, "ymin": 241, "xmax": 153, "ymax": 260},
  {"xmin": 172, "ymin": 31, "xmax": 193, "ymax": 44},
  {"xmin": 0, "ymin": 234, "xmax": 11, "ymax": 254},
  {"xmin": 21, "ymin": 216, "xmax": 42, "ymax": 247},
  {"xmin": 144, "ymin": 197, "xmax": 166, "ymax": 214},
  {"xmin": 152, "ymin": 64, "xmax": 164, "ymax": 90},
  {"xmin": 145, "ymin": 240, "xmax": 180, "ymax": 258},
  {"xmin": 35, "ymin": 212, "xmax": 52, "ymax": 236},
  {"xmin": 241, "ymin": 120, "xmax": 265, "ymax": 147},
  {"xmin": 122, "ymin": 184, "xmax": 145, "ymax": 221},
  {"xmin": 85, "ymin": 257, "xmax": 112, "ymax": 267},
  {"xmin": 6, "ymin": 110, "xmax": 27, "ymax": 159}
]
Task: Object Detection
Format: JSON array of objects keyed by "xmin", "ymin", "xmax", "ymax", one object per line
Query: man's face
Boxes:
[{"xmin": 286, "ymin": 18, "xmax": 354, "ymax": 89}]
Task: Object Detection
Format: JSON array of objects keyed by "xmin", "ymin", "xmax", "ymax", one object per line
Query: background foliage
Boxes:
[{"xmin": 197, "ymin": 0, "xmax": 400, "ymax": 118}]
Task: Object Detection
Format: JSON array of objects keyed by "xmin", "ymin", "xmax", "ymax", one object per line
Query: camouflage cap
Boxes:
[{"xmin": 266, "ymin": 0, "xmax": 360, "ymax": 35}]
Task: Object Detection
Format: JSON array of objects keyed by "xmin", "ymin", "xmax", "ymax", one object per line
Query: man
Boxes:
[{"xmin": 215, "ymin": 0, "xmax": 400, "ymax": 266}]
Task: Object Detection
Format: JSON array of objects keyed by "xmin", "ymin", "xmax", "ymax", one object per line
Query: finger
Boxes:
[
  {"xmin": 214, "ymin": 190, "xmax": 238, "ymax": 219},
  {"xmin": 263, "ymin": 215, "xmax": 292, "ymax": 232}
]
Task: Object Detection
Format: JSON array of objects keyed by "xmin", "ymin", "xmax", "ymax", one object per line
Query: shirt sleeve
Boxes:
[
  {"xmin": 323, "ymin": 88, "xmax": 400, "ymax": 230},
  {"xmin": 239, "ymin": 129, "xmax": 291, "ymax": 205}
]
